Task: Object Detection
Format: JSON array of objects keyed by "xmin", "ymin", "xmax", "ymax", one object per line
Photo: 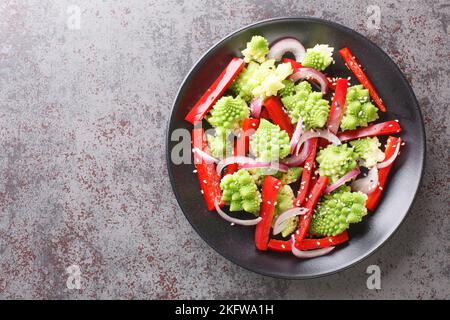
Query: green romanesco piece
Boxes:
[
  {"xmin": 252, "ymin": 62, "xmax": 293, "ymax": 98},
  {"xmin": 316, "ymin": 144, "xmax": 358, "ymax": 182},
  {"xmin": 230, "ymin": 60, "xmax": 276, "ymax": 102},
  {"xmin": 310, "ymin": 186, "xmax": 368, "ymax": 236},
  {"xmin": 242, "ymin": 35, "xmax": 269, "ymax": 63},
  {"xmin": 220, "ymin": 169, "xmax": 261, "ymax": 214},
  {"xmin": 249, "ymin": 119, "xmax": 290, "ymax": 162},
  {"xmin": 207, "ymin": 129, "xmax": 232, "ymax": 158},
  {"xmin": 207, "ymin": 96, "xmax": 249, "ymax": 129},
  {"xmin": 302, "ymin": 44, "xmax": 334, "ymax": 71},
  {"xmin": 274, "ymin": 185, "xmax": 298, "ymax": 237},
  {"xmin": 281, "ymin": 81, "xmax": 330, "ymax": 129},
  {"xmin": 279, "ymin": 80, "xmax": 297, "ymax": 98},
  {"xmin": 341, "ymin": 85, "xmax": 379, "ymax": 131},
  {"xmin": 350, "ymin": 137, "xmax": 385, "ymax": 167},
  {"xmin": 279, "ymin": 167, "xmax": 303, "ymax": 185}
]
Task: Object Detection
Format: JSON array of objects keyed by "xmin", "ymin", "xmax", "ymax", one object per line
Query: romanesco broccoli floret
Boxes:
[
  {"xmin": 252, "ymin": 62, "xmax": 293, "ymax": 98},
  {"xmin": 231, "ymin": 60, "xmax": 293, "ymax": 101},
  {"xmin": 220, "ymin": 169, "xmax": 261, "ymax": 214},
  {"xmin": 310, "ymin": 186, "xmax": 368, "ymax": 236},
  {"xmin": 281, "ymin": 81, "xmax": 330, "ymax": 129},
  {"xmin": 279, "ymin": 167, "xmax": 303, "ymax": 185},
  {"xmin": 231, "ymin": 60, "xmax": 275, "ymax": 101},
  {"xmin": 316, "ymin": 144, "xmax": 358, "ymax": 182},
  {"xmin": 249, "ymin": 119, "xmax": 290, "ymax": 162},
  {"xmin": 247, "ymin": 168, "xmax": 271, "ymax": 186},
  {"xmin": 340, "ymin": 85, "xmax": 379, "ymax": 131},
  {"xmin": 350, "ymin": 137, "xmax": 385, "ymax": 167},
  {"xmin": 207, "ymin": 129, "xmax": 232, "ymax": 158},
  {"xmin": 242, "ymin": 35, "xmax": 269, "ymax": 63},
  {"xmin": 279, "ymin": 80, "xmax": 297, "ymax": 97},
  {"xmin": 302, "ymin": 44, "xmax": 334, "ymax": 71},
  {"xmin": 207, "ymin": 96, "xmax": 249, "ymax": 129},
  {"xmin": 274, "ymin": 185, "xmax": 298, "ymax": 237}
]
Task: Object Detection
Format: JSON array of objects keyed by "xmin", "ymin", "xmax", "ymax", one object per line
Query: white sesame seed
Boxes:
[
  {"xmin": 379, "ymin": 186, "xmax": 383, "ymax": 190},
  {"xmin": 203, "ymin": 180, "xmax": 207, "ymax": 184},
  {"xmin": 328, "ymin": 239, "xmax": 333, "ymax": 243},
  {"xmin": 281, "ymin": 244, "xmax": 286, "ymax": 249},
  {"xmin": 200, "ymin": 190, "xmax": 204, "ymax": 194},
  {"xmin": 316, "ymin": 241, "xmax": 321, "ymax": 246},
  {"xmin": 230, "ymin": 223, "xmax": 235, "ymax": 226},
  {"xmin": 193, "ymin": 170, "xmax": 197, "ymax": 173},
  {"xmin": 267, "ymin": 201, "xmax": 272, "ymax": 205}
]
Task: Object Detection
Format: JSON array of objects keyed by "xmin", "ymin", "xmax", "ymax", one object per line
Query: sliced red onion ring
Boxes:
[
  {"xmin": 377, "ymin": 139, "xmax": 401, "ymax": 169},
  {"xmin": 250, "ymin": 97, "xmax": 263, "ymax": 119},
  {"xmin": 214, "ymin": 201, "xmax": 262, "ymax": 226},
  {"xmin": 290, "ymin": 117, "xmax": 304, "ymax": 154},
  {"xmin": 324, "ymin": 167, "xmax": 361, "ymax": 194},
  {"xmin": 268, "ymin": 38, "xmax": 306, "ymax": 62},
  {"xmin": 351, "ymin": 166, "xmax": 379, "ymax": 194},
  {"xmin": 216, "ymin": 156, "xmax": 257, "ymax": 175},
  {"xmin": 297, "ymin": 129, "xmax": 341, "ymax": 149},
  {"xmin": 192, "ymin": 147, "xmax": 219, "ymax": 164},
  {"xmin": 282, "ymin": 139, "xmax": 312, "ymax": 167},
  {"xmin": 273, "ymin": 207, "xmax": 309, "ymax": 236},
  {"xmin": 241, "ymin": 162, "xmax": 288, "ymax": 173},
  {"xmin": 290, "ymin": 236, "xmax": 335, "ymax": 259},
  {"xmin": 289, "ymin": 68, "xmax": 328, "ymax": 94}
]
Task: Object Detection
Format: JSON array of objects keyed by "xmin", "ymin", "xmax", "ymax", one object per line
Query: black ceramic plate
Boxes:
[{"xmin": 166, "ymin": 18, "xmax": 425, "ymax": 279}]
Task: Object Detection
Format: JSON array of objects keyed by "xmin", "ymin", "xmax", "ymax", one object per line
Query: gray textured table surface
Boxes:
[{"xmin": 0, "ymin": 0, "xmax": 449, "ymax": 299}]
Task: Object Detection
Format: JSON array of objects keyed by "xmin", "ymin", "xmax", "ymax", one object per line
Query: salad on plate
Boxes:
[{"xmin": 184, "ymin": 35, "xmax": 403, "ymax": 259}]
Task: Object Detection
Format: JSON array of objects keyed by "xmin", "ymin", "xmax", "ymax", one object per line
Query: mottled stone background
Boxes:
[{"xmin": 0, "ymin": 0, "xmax": 448, "ymax": 299}]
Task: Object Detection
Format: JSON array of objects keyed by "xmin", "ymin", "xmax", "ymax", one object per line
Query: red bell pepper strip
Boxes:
[
  {"xmin": 236, "ymin": 118, "xmax": 260, "ymax": 156},
  {"xmin": 264, "ymin": 96, "xmax": 294, "ymax": 137},
  {"xmin": 326, "ymin": 78, "xmax": 349, "ymax": 134},
  {"xmin": 260, "ymin": 107, "xmax": 271, "ymax": 120},
  {"xmin": 268, "ymin": 231, "xmax": 349, "ymax": 252},
  {"xmin": 337, "ymin": 120, "xmax": 402, "ymax": 142},
  {"xmin": 366, "ymin": 136, "xmax": 402, "ymax": 211},
  {"xmin": 224, "ymin": 140, "xmax": 239, "ymax": 176},
  {"xmin": 226, "ymin": 118, "xmax": 260, "ymax": 175},
  {"xmin": 185, "ymin": 58, "xmax": 245, "ymax": 124},
  {"xmin": 282, "ymin": 58, "xmax": 302, "ymax": 70},
  {"xmin": 295, "ymin": 176, "xmax": 329, "ymax": 242},
  {"xmin": 295, "ymin": 138, "xmax": 319, "ymax": 206},
  {"xmin": 192, "ymin": 128, "xmax": 223, "ymax": 211},
  {"xmin": 255, "ymin": 176, "xmax": 282, "ymax": 251},
  {"xmin": 339, "ymin": 47, "xmax": 387, "ymax": 112},
  {"xmin": 326, "ymin": 75, "xmax": 338, "ymax": 91}
]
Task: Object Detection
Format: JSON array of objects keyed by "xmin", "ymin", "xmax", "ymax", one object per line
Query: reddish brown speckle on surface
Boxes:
[{"xmin": 0, "ymin": 0, "xmax": 448, "ymax": 299}]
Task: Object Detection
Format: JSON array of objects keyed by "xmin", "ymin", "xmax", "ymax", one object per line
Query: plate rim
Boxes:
[{"xmin": 165, "ymin": 17, "xmax": 426, "ymax": 279}]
